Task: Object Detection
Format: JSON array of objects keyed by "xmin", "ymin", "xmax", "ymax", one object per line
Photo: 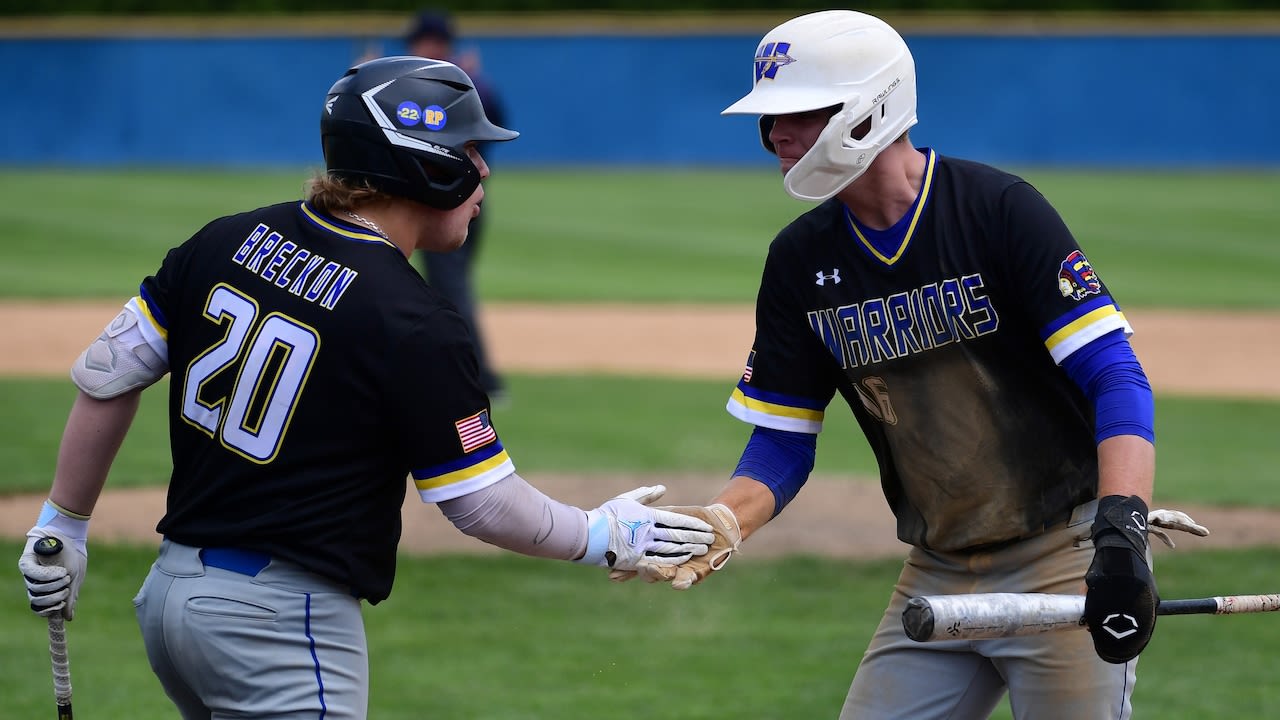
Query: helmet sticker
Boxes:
[
  {"xmin": 396, "ymin": 101, "xmax": 422, "ymax": 126},
  {"xmin": 423, "ymin": 105, "xmax": 447, "ymax": 131},
  {"xmin": 1057, "ymin": 250, "xmax": 1103, "ymax": 301},
  {"xmin": 754, "ymin": 41, "xmax": 795, "ymax": 82}
]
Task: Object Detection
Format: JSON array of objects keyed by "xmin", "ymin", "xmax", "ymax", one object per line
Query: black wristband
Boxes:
[{"xmin": 1091, "ymin": 494, "xmax": 1150, "ymax": 555}]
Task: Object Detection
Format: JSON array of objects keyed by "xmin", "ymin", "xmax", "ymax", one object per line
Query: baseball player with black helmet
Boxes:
[
  {"xmin": 16, "ymin": 56, "xmax": 714, "ymax": 719},
  {"xmin": 627, "ymin": 11, "xmax": 1162, "ymax": 718}
]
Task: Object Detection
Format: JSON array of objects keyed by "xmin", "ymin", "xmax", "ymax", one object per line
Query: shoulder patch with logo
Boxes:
[{"xmin": 1057, "ymin": 250, "xmax": 1102, "ymax": 301}]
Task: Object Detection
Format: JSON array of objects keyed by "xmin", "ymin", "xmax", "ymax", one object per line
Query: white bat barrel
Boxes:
[{"xmin": 903, "ymin": 593, "xmax": 1085, "ymax": 642}]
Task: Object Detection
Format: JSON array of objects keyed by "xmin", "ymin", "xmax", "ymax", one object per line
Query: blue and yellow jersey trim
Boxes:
[
  {"xmin": 1041, "ymin": 295, "xmax": 1133, "ymax": 363},
  {"xmin": 298, "ymin": 202, "xmax": 399, "ymax": 249},
  {"xmin": 128, "ymin": 292, "xmax": 170, "ymax": 362},
  {"xmin": 845, "ymin": 148, "xmax": 937, "ymax": 266},
  {"xmin": 412, "ymin": 440, "xmax": 515, "ymax": 503},
  {"xmin": 727, "ymin": 382, "xmax": 825, "ymax": 434}
]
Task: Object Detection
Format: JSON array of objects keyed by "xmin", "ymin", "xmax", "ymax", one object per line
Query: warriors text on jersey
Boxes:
[
  {"xmin": 128, "ymin": 201, "xmax": 513, "ymax": 603},
  {"xmin": 730, "ymin": 149, "xmax": 1131, "ymax": 551}
]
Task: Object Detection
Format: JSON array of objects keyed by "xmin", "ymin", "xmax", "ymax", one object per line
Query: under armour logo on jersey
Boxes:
[
  {"xmin": 617, "ymin": 518, "xmax": 651, "ymax": 545},
  {"xmin": 816, "ymin": 268, "xmax": 841, "ymax": 286}
]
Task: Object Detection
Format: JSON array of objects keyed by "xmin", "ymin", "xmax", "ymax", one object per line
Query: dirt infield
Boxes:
[{"xmin": 4, "ymin": 301, "xmax": 1280, "ymax": 559}]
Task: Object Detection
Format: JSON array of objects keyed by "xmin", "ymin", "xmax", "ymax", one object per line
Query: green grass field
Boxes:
[
  {"xmin": 3, "ymin": 545, "xmax": 1278, "ymax": 719},
  {"xmin": 2, "ymin": 167, "xmax": 1278, "ymax": 718},
  {"xmin": 2, "ymin": 167, "xmax": 1280, "ymax": 307},
  {"xmin": 4, "ymin": 376, "xmax": 1280, "ymax": 509}
]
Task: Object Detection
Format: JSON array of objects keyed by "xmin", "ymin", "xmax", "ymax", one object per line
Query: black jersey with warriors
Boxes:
[
  {"xmin": 132, "ymin": 201, "xmax": 514, "ymax": 603},
  {"xmin": 728, "ymin": 149, "xmax": 1133, "ymax": 551}
]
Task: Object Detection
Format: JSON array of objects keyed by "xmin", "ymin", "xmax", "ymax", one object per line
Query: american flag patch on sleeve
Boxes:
[
  {"xmin": 743, "ymin": 350, "xmax": 756, "ymax": 382},
  {"xmin": 455, "ymin": 410, "xmax": 497, "ymax": 453}
]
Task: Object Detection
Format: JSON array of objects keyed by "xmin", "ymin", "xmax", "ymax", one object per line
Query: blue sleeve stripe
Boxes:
[
  {"xmin": 734, "ymin": 381, "xmax": 828, "ymax": 411},
  {"xmin": 733, "ymin": 426, "xmax": 817, "ymax": 517},
  {"xmin": 1060, "ymin": 329, "xmax": 1155, "ymax": 444}
]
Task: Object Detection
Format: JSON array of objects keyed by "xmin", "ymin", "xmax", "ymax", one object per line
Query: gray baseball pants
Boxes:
[
  {"xmin": 841, "ymin": 499, "xmax": 1140, "ymax": 719},
  {"xmin": 133, "ymin": 539, "xmax": 367, "ymax": 719}
]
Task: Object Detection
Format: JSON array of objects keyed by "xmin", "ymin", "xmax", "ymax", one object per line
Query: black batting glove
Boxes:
[{"xmin": 1084, "ymin": 495, "xmax": 1159, "ymax": 664}]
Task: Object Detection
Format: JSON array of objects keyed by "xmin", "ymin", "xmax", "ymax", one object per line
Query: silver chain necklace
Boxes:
[{"xmin": 344, "ymin": 210, "xmax": 388, "ymax": 239}]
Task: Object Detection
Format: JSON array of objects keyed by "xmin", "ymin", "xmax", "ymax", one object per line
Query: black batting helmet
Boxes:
[{"xmin": 321, "ymin": 56, "xmax": 518, "ymax": 210}]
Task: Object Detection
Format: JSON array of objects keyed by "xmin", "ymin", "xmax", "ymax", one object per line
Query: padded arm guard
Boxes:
[{"xmin": 71, "ymin": 305, "xmax": 169, "ymax": 399}]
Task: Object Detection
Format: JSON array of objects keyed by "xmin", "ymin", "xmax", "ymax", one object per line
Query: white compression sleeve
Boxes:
[{"xmin": 437, "ymin": 472, "xmax": 590, "ymax": 560}]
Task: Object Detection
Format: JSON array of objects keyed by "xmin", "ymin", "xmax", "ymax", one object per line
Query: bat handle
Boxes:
[
  {"xmin": 48, "ymin": 616, "xmax": 73, "ymax": 706},
  {"xmin": 33, "ymin": 537, "xmax": 74, "ymax": 719}
]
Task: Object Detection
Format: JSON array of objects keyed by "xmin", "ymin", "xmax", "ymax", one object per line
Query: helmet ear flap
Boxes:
[{"xmin": 758, "ymin": 116, "xmax": 777, "ymax": 155}]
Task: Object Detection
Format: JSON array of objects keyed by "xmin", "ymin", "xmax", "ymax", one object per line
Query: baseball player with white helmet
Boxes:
[
  {"xmin": 630, "ymin": 11, "xmax": 1161, "ymax": 718},
  {"xmin": 17, "ymin": 56, "xmax": 714, "ymax": 719}
]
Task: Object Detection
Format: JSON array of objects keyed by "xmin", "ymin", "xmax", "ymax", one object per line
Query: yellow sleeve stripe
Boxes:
[
  {"xmin": 1045, "ymin": 307, "xmax": 1132, "ymax": 363},
  {"xmin": 727, "ymin": 388, "xmax": 825, "ymax": 435},
  {"xmin": 729, "ymin": 387, "xmax": 824, "ymax": 422}
]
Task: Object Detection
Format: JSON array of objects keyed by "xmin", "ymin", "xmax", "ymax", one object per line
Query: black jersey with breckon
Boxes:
[
  {"xmin": 143, "ymin": 201, "xmax": 491, "ymax": 603},
  {"xmin": 744, "ymin": 150, "xmax": 1122, "ymax": 552}
]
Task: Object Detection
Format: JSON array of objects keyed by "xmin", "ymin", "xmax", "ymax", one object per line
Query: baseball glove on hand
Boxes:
[
  {"xmin": 1085, "ymin": 495, "xmax": 1158, "ymax": 664},
  {"xmin": 628, "ymin": 504, "xmax": 741, "ymax": 590},
  {"xmin": 576, "ymin": 486, "xmax": 715, "ymax": 571}
]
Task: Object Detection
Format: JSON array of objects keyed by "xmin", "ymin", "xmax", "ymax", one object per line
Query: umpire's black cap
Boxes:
[{"xmin": 405, "ymin": 10, "xmax": 454, "ymax": 44}]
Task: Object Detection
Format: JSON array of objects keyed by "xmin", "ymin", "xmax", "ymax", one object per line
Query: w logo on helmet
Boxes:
[
  {"xmin": 1057, "ymin": 250, "xmax": 1102, "ymax": 301},
  {"xmin": 754, "ymin": 42, "xmax": 795, "ymax": 82}
]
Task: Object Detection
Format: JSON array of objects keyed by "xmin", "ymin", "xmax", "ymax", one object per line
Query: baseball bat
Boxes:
[
  {"xmin": 32, "ymin": 536, "xmax": 74, "ymax": 720},
  {"xmin": 903, "ymin": 592, "xmax": 1280, "ymax": 643}
]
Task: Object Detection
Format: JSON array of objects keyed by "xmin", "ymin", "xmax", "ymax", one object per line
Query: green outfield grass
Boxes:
[
  {"xmin": 1, "ymin": 167, "xmax": 1278, "ymax": 307},
  {"xmin": 3, "ymin": 375, "xmax": 1279, "ymax": 508},
  {"xmin": 2, "ymin": 543, "xmax": 1277, "ymax": 719}
]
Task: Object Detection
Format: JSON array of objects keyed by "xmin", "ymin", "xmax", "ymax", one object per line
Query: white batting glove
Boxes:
[
  {"xmin": 636, "ymin": 504, "xmax": 742, "ymax": 590},
  {"xmin": 1148, "ymin": 508, "xmax": 1210, "ymax": 549},
  {"xmin": 19, "ymin": 530, "xmax": 88, "ymax": 621},
  {"xmin": 17, "ymin": 501, "xmax": 90, "ymax": 621},
  {"xmin": 576, "ymin": 486, "xmax": 715, "ymax": 571}
]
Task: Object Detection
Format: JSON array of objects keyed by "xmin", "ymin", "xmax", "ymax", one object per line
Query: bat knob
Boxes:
[
  {"xmin": 33, "ymin": 536, "xmax": 64, "ymax": 558},
  {"xmin": 902, "ymin": 596, "xmax": 935, "ymax": 642}
]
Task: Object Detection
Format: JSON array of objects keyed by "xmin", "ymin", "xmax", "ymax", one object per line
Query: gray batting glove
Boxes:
[
  {"xmin": 1148, "ymin": 508, "xmax": 1210, "ymax": 549},
  {"xmin": 576, "ymin": 485, "xmax": 715, "ymax": 571},
  {"xmin": 19, "ymin": 528, "xmax": 88, "ymax": 621}
]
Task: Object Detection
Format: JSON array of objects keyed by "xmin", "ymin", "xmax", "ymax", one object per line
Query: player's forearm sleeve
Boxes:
[
  {"xmin": 1061, "ymin": 329, "xmax": 1155, "ymax": 443},
  {"xmin": 437, "ymin": 472, "xmax": 589, "ymax": 560},
  {"xmin": 733, "ymin": 426, "xmax": 816, "ymax": 516}
]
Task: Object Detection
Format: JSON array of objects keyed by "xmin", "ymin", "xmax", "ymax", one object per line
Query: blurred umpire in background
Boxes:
[
  {"xmin": 405, "ymin": 8, "xmax": 511, "ymax": 403},
  {"xmin": 622, "ymin": 10, "xmax": 1187, "ymax": 719},
  {"xmin": 17, "ymin": 56, "xmax": 713, "ymax": 719}
]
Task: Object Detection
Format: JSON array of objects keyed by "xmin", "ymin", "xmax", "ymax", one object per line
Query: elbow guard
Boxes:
[{"xmin": 71, "ymin": 305, "xmax": 169, "ymax": 399}]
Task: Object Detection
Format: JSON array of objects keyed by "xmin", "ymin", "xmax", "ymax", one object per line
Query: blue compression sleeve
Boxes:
[
  {"xmin": 1060, "ymin": 329, "xmax": 1155, "ymax": 444},
  {"xmin": 733, "ymin": 426, "xmax": 817, "ymax": 517}
]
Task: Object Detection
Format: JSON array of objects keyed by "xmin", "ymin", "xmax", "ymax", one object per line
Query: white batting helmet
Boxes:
[{"xmin": 722, "ymin": 10, "xmax": 918, "ymax": 202}]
